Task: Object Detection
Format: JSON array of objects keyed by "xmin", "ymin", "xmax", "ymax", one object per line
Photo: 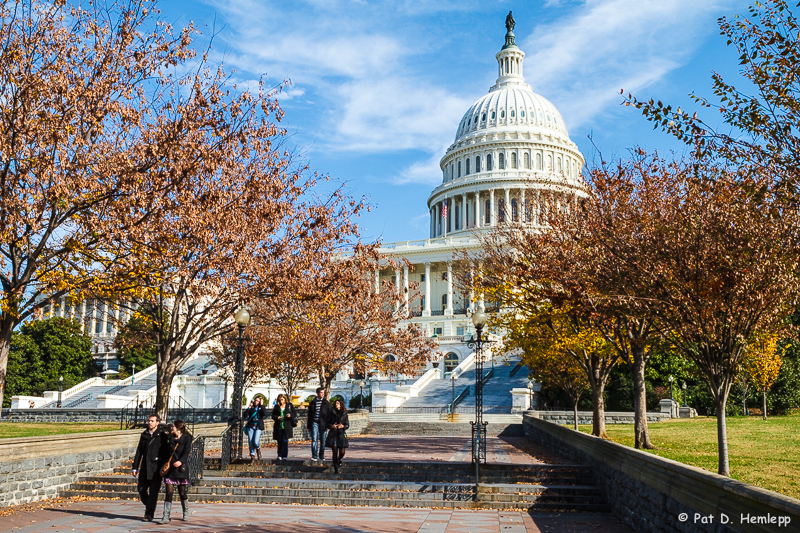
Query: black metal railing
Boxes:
[
  {"xmin": 64, "ymin": 393, "xmax": 92, "ymax": 408},
  {"xmin": 480, "ymin": 367, "xmax": 495, "ymax": 387},
  {"xmin": 371, "ymin": 406, "xmax": 446, "ymax": 414},
  {"xmin": 447, "ymin": 386, "xmax": 470, "ymax": 414},
  {"xmin": 188, "ymin": 436, "xmax": 205, "ymax": 485},
  {"xmin": 104, "ymin": 384, "xmax": 127, "ymax": 395},
  {"xmin": 220, "ymin": 424, "xmax": 234, "ymax": 470},
  {"xmin": 119, "ymin": 395, "xmax": 196, "ymax": 431},
  {"xmin": 168, "ymin": 396, "xmax": 196, "ymax": 434},
  {"xmin": 431, "ymin": 310, "xmax": 444, "ymax": 316},
  {"xmin": 471, "ymin": 421, "xmax": 487, "ymax": 464},
  {"xmin": 509, "ymin": 362, "xmax": 525, "ymax": 378}
]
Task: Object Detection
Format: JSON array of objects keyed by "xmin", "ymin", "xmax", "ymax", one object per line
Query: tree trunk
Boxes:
[
  {"xmin": 762, "ymin": 391, "xmax": 768, "ymax": 421},
  {"xmin": 155, "ymin": 369, "xmax": 173, "ymax": 422},
  {"xmin": 591, "ymin": 383, "xmax": 608, "ymax": 438},
  {"xmin": 631, "ymin": 357, "xmax": 654, "ymax": 449},
  {"xmin": 573, "ymin": 398, "xmax": 579, "ymax": 431},
  {"xmin": 715, "ymin": 394, "xmax": 730, "ymax": 476},
  {"xmin": 0, "ymin": 320, "xmax": 14, "ymax": 410}
]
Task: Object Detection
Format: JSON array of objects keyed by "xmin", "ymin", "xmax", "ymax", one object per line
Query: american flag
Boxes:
[{"xmin": 441, "ymin": 198, "xmax": 448, "ymax": 219}]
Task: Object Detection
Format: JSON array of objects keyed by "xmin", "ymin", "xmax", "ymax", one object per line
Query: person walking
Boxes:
[
  {"xmin": 157, "ymin": 420, "xmax": 193, "ymax": 524},
  {"xmin": 271, "ymin": 394, "xmax": 297, "ymax": 460},
  {"xmin": 325, "ymin": 399, "xmax": 349, "ymax": 474},
  {"xmin": 307, "ymin": 387, "xmax": 331, "ymax": 461},
  {"xmin": 244, "ymin": 396, "xmax": 267, "ymax": 460},
  {"xmin": 131, "ymin": 414, "xmax": 168, "ymax": 522}
]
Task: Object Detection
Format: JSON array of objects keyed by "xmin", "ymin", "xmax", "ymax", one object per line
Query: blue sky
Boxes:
[{"xmin": 160, "ymin": 0, "xmax": 749, "ymax": 243}]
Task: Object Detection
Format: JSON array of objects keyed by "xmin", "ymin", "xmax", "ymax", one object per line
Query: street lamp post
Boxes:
[
  {"xmin": 131, "ymin": 363, "xmax": 135, "ymax": 386},
  {"xmin": 527, "ymin": 379, "xmax": 534, "ymax": 410},
  {"xmin": 358, "ymin": 380, "xmax": 365, "ymax": 409},
  {"xmin": 230, "ymin": 307, "xmax": 251, "ymax": 461},
  {"xmin": 668, "ymin": 375, "xmax": 674, "ymax": 402},
  {"xmin": 57, "ymin": 376, "xmax": 63, "ymax": 408},
  {"xmin": 682, "ymin": 382, "xmax": 688, "ymax": 408},
  {"xmin": 467, "ymin": 308, "xmax": 492, "ymax": 502},
  {"xmin": 451, "ymin": 374, "xmax": 456, "ymax": 408}
]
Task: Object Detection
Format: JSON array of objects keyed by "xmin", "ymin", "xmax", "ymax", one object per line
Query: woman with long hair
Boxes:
[
  {"xmin": 325, "ymin": 398, "xmax": 349, "ymax": 474},
  {"xmin": 271, "ymin": 393, "xmax": 297, "ymax": 461},
  {"xmin": 158, "ymin": 419, "xmax": 193, "ymax": 524}
]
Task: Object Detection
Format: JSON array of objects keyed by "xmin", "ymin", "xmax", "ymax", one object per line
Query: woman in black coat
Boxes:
[
  {"xmin": 325, "ymin": 399, "xmax": 349, "ymax": 473},
  {"xmin": 271, "ymin": 394, "xmax": 297, "ymax": 461},
  {"xmin": 158, "ymin": 419, "xmax": 193, "ymax": 524}
]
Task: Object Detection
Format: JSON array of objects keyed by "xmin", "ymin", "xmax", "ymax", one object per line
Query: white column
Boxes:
[
  {"xmin": 423, "ymin": 262, "xmax": 431, "ymax": 317},
  {"xmin": 430, "ymin": 207, "xmax": 434, "ymax": 238},
  {"xmin": 490, "ymin": 189, "xmax": 496, "ymax": 226},
  {"xmin": 403, "ymin": 264, "xmax": 409, "ymax": 317},
  {"xmin": 521, "ymin": 189, "xmax": 526, "ymax": 223},
  {"xmin": 89, "ymin": 300, "xmax": 96, "ymax": 335},
  {"xmin": 476, "ymin": 192, "xmax": 482, "ymax": 229},
  {"xmin": 375, "ymin": 269, "xmax": 380, "ymax": 294},
  {"xmin": 446, "ymin": 262, "xmax": 453, "ymax": 316},
  {"xmin": 101, "ymin": 302, "xmax": 108, "ymax": 336},
  {"xmin": 461, "ymin": 193, "xmax": 467, "ymax": 231},
  {"xmin": 504, "ymin": 188, "xmax": 511, "ymax": 224}
]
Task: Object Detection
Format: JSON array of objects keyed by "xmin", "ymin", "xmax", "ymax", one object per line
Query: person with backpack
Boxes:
[
  {"xmin": 243, "ymin": 396, "xmax": 267, "ymax": 460},
  {"xmin": 271, "ymin": 394, "xmax": 297, "ymax": 460}
]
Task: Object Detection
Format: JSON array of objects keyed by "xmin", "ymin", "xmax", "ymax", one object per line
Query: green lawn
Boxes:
[
  {"xmin": 579, "ymin": 413, "xmax": 800, "ymax": 499},
  {"xmin": 0, "ymin": 422, "xmax": 121, "ymax": 439}
]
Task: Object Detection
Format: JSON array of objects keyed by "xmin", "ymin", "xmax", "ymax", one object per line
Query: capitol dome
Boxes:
[{"xmin": 426, "ymin": 15, "xmax": 586, "ymax": 239}]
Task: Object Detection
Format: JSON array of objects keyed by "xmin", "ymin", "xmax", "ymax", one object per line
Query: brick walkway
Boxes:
[
  {"xmin": 243, "ymin": 435, "xmax": 568, "ymax": 464},
  {"xmin": 0, "ymin": 500, "xmax": 633, "ymax": 532}
]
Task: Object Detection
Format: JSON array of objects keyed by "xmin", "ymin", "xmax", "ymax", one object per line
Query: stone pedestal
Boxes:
[
  {"xmin": 511, "ymin": 388, "xmax": 531, "ymax": 413},
  {"xmin": 659, "ymin": 399, "xmax": 679, "ymax": 418},
  {"xmin": 679, "ymin": 406, "xmax": 697, "ymax": 418}
]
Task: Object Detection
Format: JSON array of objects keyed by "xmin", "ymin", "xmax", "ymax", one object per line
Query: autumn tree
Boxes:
[
  {"xmin": 603, "ymin": 155, "xmax": 800, "ymax": 476},
  {"xmin": 0, "ymin": 0, "xmax": 200, "ymax": 408},
  {"xmin": 741, "ymin": 333, "xmax": 784, "ymax": 420}
]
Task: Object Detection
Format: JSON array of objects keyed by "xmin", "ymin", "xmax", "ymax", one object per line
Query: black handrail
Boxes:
[
  {"xmin": 64, "ymin": 393, "xmax": 92, "ymax": 408},
  {"xmin": 188, "ymin": 436, "xmax": 205, "ymax": 485},
  {"xmin": 480, "ymin": 367, "xmax": 495, "ymax": 387},
  {"xmin": 447, "ymin": 386, "xmax": 470, "ymax": 413},
  {"xmin": 509, "ymin": 362, "xmax": 525, "ymax": 378}
]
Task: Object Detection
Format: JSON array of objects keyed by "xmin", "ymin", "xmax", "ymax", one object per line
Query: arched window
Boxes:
[
  {"xmin": 458, "ymin": 161, "xmax": 462, "ymax": 178},
  {"xmin": 482, "ymin": 113, "xmax": 486, "ymax": 121},
  {"xmin": 521, "ymin": 110, "xmax": 525, "ymax": 118},
  {"xmin": 547, "ymin": 155, "xmax": 552, "ymax": 170},
  {"xmin": 499, "ymin": 152, "xmax": 505, "ymax": 170},
  {"xmin": 498, "ymin": 199, "xmax": 505, "ymax": 223},
  {"xmin": 455, "ymin": 205, "xmax": 460, "ymax": 229},
  {"xmin": 491, "ymin": 111, "xmax": 496, "ymax": 120},
  {"xmin": 444, "ymin": 353, "xmax": 459, "ymax": 373},
  {"xmin": 500, "ymin": 110, "xmax": 505, "ymax": 119},
  {"xmin": 475, "ymin": 156, "xmax": 481, "ymax": 173},
  {"xmin": 511, "ymin": 152, "xmax": 517, "ymax": 169},
  {"xmin": 485, "ymin": 199, "xmax": 491, "ymax": 224},
  {"xmin": 474, "ymin": 114, "xmax": 479, "ymax": 126},
  {"xmin": 467, "ymin": 118, "xmax": 471, "ymax": 127},
  {"xmin": 512, "ymin": 198, "xmax": 518, "ymax": 221},
  {"xmin": 487, "ymin": 154, "xmax": 493, "ymax": 171},
  {"xmin": 557, "ymin": 157, "xmax": 562, "ymax": 172},
  {"xmin": 441, "ymin": 293, "xmax": 448, "ymax": 308},
  {"xmin": 524, "ymin": 152, "xmax": 530, "ymax": 169},
  {"xmin": 384, "ymin": 354, "xmax": 396, "ymax": 363},
  {"xmin": 510, "ymin": 109, "xmax": 515, "ymax": 118},
  {"xmin": 466, "ymin": 158, "xmax": 470, "ymax": 175}
]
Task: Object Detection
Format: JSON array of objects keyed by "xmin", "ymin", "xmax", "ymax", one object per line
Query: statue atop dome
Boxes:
[
  {"xmin": 505, "ymin": 11, "xmax": 515, "ymax": 33},
  {"xmin": 502, "ymin": 11, "xmax": 517, "ymax": 49}
]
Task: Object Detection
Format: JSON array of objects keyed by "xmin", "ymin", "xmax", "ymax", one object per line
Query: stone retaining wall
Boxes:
[
  {"xmin": 523, "ymin": 415, "xmax": 800, "ymax": 533},
  {"xmin": 534, "ymin": 410, "xmax": 669, "ymax": 425},
  {"xmin": 1, "ymin": 408, "xmax": 231, "ymax": 424},
  {"xmin": 0, "ymin": 424, "xmax": 226, "ymax": 508}
]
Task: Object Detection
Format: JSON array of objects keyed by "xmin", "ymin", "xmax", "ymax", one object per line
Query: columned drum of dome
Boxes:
[{"xmin": 428, "ymin": 18, "xmax": 586, "ymax": 238}]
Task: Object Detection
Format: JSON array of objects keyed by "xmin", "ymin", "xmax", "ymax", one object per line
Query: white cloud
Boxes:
[{"xmin": 521, "ymin": 0, "xmax": 743, "ymax": 130}]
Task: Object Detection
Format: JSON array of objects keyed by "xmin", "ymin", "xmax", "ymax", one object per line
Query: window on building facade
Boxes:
[
  {"xmin": 491, "ymin": 111, "xmax": 496, "ymax": 119},
  {"xmin": 455, "ymin": 205, "xmax": 460, "ymax": 229},
  {"xmin": 487, "ymin": 153, "xmax": 493, "ymax": 171},
  {"xmin": 558, "ymin": 157, "xmax": 562, "ymax": 172},
  {"xmin": 482, "ymin": 113, "xmax": 486, "ymax": 121},
  {"xmin": 421, "ymin": 295, "xmax": 425, "ymax": 309},
  {"xmin": 475, "ymin": 156, "xmax": 481, "ymax": 172},
  {"xmin": 524, "ymin": 152, "xmax": 530, "ymax": 169},
  {"xmin": 485, "ymin": 199, "xmax": 491, "ymax": 223},
  {"xmin": 444, "ymin": 352, "xmax": 458, "ymax": 372},
  {"xmin": 498, "ymin": 199, "xmax": 505, "ymax": 223},
  {"xmin": 457, "ymin": 161, "xmax": 461, "ymax": 177},
  {"xmin": 500, "ymin": 110, "xmax": 505, "ymax": 119},
  {"xmin": 499, "ymin": 153, "xmax": 505, "ymax": 169},
  {"xmin": 521, "ymin": 110, "xmax": 525, "ymax": 118},
  {"xmin": 466, "ymin": 158, "xmax": 470, "ymax": 175},
  {"xmin": 536, "ymin": 153, "xmax": 542, "ymax": 170},
  {"xmin": 420, "ymin": 274, "xmax": 425, "ymax": 282},
  {"xmin": 510, "ymin": 110, "xmax": 515, "ymax": 118},
  {"xmin": 456, "ymin": 326, "xmax": 465, "ymax": 336},
  {"xmin": 547, "ymin": 155, "xmax": 552, "ymax": 170},
  {"xmin": 442, "ymin": 272, "xmax": 448, "ymax": 281},
  {"xmin": 512, "ymin": 198, "xmax": 518, "ymax": 221},
  {"xmin": 511, "ymin": 152, "xmax": 517, "ymax": 169}
]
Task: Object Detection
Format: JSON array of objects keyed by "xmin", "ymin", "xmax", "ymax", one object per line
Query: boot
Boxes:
[
  {"xmin": 333, "ymin": 461, "xmax": 339, "ymax": 474},
  {"xmin": 181, "ymin": 499, "xmax": 189, "ymax": 521},
  {"xmin": 256, "ymin": 448, "xmax": 262, "ymax": 460},
  {"xmin": 157, "ymin": 501, "xmax": 172, "ymax": 524}
]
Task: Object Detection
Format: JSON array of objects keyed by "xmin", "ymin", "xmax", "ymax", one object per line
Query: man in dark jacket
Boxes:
[
  {"xmin": 307, "ymin": 387, "xmax": 331, "ymax": 461},
  {"xmin": 132, "ymin": 414, "xmax": 168, "ymax": 521}
]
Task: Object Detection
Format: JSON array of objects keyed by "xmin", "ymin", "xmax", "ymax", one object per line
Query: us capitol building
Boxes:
[{"xmin": 375, "ymin": 16, "xmax": 587, "ymax": 379}]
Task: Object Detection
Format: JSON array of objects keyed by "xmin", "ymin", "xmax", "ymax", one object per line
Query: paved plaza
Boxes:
[{"xmin": 0, "ymin": 500, "xmax": 633, "ymax": 532}]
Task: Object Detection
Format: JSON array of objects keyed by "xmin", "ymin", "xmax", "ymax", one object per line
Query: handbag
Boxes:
[{"xmin": 159, "ymin": 441, "xmax": 180, "ymax": 478}]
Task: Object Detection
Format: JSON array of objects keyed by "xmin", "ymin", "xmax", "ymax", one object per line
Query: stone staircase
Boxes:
[
  {"xmin": 62, "ymin": 457, "xmax": 607, "ymax": 512},
  {"xmin": 365, "ymin": 421, "xmax": 524, "ymax": 437}
]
